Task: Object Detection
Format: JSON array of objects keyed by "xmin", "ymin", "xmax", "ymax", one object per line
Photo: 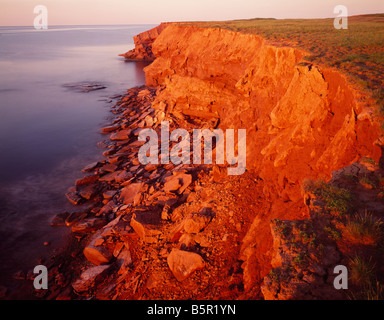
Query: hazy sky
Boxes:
[{"xmin": 0, "ymin": 0, "xmax": 383, "ymax": 26}]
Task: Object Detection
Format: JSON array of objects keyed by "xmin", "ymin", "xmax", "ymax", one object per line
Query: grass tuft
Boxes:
[{"xmin": 303, "ymin": 179, "xmax": 353, "ymax": 215}]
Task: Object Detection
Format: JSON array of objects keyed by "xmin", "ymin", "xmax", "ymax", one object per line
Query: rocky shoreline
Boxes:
[
  {"xmin": 4, "ymin": 91, "xmax": 379, "ymax": 301},
  {"xmin": 7, "ymin": 84, "xmax": 245, "ymax": 300},
  {"xmin": 4, "ymin": 22, "xmax": 384, "ymax": 300}
]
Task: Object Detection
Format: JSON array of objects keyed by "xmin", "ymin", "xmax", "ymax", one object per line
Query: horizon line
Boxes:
[{"xmin": 1, "ymin": 12, "xmax": 383, "ymax": 28}]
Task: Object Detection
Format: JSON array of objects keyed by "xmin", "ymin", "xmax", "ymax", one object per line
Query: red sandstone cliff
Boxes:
[
  {"xmin": 119, "ymin": 23, "xmax": 170, "ymax": 61},
  {"xmin": 142, "ymin": 24, "xmax": 382, "ymax": 291}
]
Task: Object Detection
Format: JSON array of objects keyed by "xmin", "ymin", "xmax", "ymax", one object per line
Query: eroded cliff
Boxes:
[
  {"xmin": 8, "ymin": 22, "xmax": 383, "ymax": 301},
  {"xmin": 119, "ymin": 23, "xmax": 171, "ymax": 61},
  {"xmin": 141, "ymin": 23, "xmax": 382, "ymax": 293}
]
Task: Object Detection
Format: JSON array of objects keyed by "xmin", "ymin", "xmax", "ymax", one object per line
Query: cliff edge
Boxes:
[
  {"xmin": 141, "ymin": 23, "xmax": 383, "ymax": 296},
  {"xmin": 22, "ymin": 22, "xmax": 383, "ymax": 301}
]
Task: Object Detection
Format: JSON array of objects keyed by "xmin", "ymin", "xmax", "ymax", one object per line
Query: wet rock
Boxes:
[
  {"xmin": 115, "ymin": 170, "xmax": 133, "ymax": 183},
  {"xmin": 167, "ymin": 249, "xmax": 205, "ymax": 282},
  {"xmin": 82, "ymin": 161, "xmax": 100, "ymax": 172},
  {"xmin": 50, "ymin": 212, "xmax": 70, "ymax": 226},
  {"xmin": 63, "ymin": 81, "xmax": 106, "ymax": 93},
  {"xmin": 65, "ymin": 191, "xmax": 83, "ymax": 205},
  {"xmin": 101, "ymin": 124, "xmax": 120, "ymax": 133},
  {"xmin": 71, "ymin": 218, "xmax": 106, "ymax": 233},
  {"xmin": 98, "ymin": 200, "xmax": 116, "ymax": 216},
  {"xmin": 78, "ymin": 184, "xmax": 98, "ymax": 200},
  {"xmin": 65, "ymin": 212, "xmax": 87, "ymax": 226},
  {"xmin": 99, "ymin": 170, "xmax": 124, "ymax": 182},
  {"xmin": 75, "ymin": 174, "xmax": 99, "ymax": 187},
  {"xmin": 13, "ymin": 270, "xmax": 25, "ymax": 280},
  {"xmin": 110, "ymin": 129, "xmax": 132, "ymax": 141},
  {"xmin": 72, "ymin": 265, "xmax": 111, "ymax": 292},
  {"xmin": 120, "ymin": 182, "xmax": 143, "ymax": 204}
]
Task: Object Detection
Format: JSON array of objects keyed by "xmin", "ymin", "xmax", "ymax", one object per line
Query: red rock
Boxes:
[
  {"xmin": 75, "ymin": 174, "xmax": 99, "ymax": 187},
  {"xmin": 115, "ymin": 170, "xmax": 132, "ymax": 183},
  {"xmin": 183, "ymin": 214, "xmax": 210, "ymax": 234},
  {"xmin": 163, "ymin": 173, "xmax": 192, "ymax": 194},
  {"xmin": 167, "ymin": 249, "xmax": 205, "ymax": 282},
  {"xmin": 72, "ymin": 265, "xmax": 111, "ymax": 292},
  {"xmin": 99, "ymin": 170, "xmax": 124, "ymax": 182},
  {"xmin": 71, "ymin": 218, "xmax": 106, "ymax": 233},
  {"xmin": 110, "ymin": 129, "xmax": 132, "ymax": 141},
  {"xmin": 116, "ymin": 247, "xmax": 132, "ymax": 274},
  {"xmin": 101, "ymin": 124, "xmax": 120, "ymax": 133},
  {"xmin": 119, "ymin": 23, "xmax": 170, "ymax": 61},
  {"xmin": 133, "ymin": 192, "xmax": 142, "ymax": 206},
  {"xmin": 130, "ymin": 215, "xmax": 162, "ymax": 243},
  {"xmin": 145, "ymin": 163, "xmax": 157, "ymax": 172},
  {"xmin": 120, "ymin": 182, "xmax": 143, "ymax": 204},
  {"xmin": 103, "ymin": 190, "xmax": 117, "ymax": 200},
  {"xmin": 101, "ymin": 163, "xmax": 118, "ymax": 173},
  {"xmin": 65, "ymin": 212, "xmax": 87, "ymax": 226},
  {"xmin": 178, "ymin": 173, "xmax": 192, "ymax": 193},
  {"xmin": 50, "ymin": 212, "xmax": 70, "ymax": 226},
  {"xmin": 130, "ymin": 216, "xmax": 146, "ymax": 239},
  {"xmin": 82, "ymin": 161, "xmax": 100, "ymax": 172},
  {"xmin": 78, "ymin": 184, "xmax": 98, "ymax": 200},
  {"xmin": 65, "ymin": 191, "xmax": 83, "ymax": 205},
  {"xmin": 164, "ymin": 177, "xmax": 181, "ymax": 193},
  {"xmin": 84, "ymin": 234, "xmax": 112, "ymax": 265},
  {"xmin": 98, "ymin": 200, "xmax": 116, "ymax": 216}
]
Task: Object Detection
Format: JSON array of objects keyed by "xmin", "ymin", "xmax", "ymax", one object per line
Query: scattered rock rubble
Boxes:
[
  {"xmin": 14, "ymin": 85, "xmax": 237, "ymax": 300},
  {"xmin": 7, "ymin": 85, "xmax": 383, "ymax": 300}
]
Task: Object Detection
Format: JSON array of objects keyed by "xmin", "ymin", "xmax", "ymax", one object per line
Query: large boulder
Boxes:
[{"xmin": 167, "ymin": 249, "xmax": 205, "ymax": 282}]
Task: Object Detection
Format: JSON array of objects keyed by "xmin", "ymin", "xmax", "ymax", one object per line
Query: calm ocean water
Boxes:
[{"xmin": 0, "ymin": 24, "xmax": 155, "ymax": 288}]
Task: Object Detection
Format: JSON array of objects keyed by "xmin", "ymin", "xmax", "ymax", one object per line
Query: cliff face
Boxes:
[
  {"xmin": 120, "ymin": 23, "xmax": 170, "ymax": 61},
  {"xmin": 138, "ymin": 24, "xmax": 381, "ymax": 292}
]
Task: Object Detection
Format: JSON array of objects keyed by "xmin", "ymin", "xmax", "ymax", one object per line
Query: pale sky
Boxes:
[{"xmin": 0, "ymin": 0, "xmax": 383, "ymax": 26}]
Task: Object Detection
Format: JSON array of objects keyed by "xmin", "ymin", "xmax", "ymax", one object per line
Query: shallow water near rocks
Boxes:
[{"xmin": 0, "ymin": 24, "xmax": 154, "ymax": 289}]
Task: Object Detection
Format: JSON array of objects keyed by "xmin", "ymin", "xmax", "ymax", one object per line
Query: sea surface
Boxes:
[{"xmin": 0, "ymin": 24, "xmax": 155, "ymax": 289}]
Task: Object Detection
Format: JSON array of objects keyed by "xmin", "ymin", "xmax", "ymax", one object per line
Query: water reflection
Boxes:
[{"xmin": 0, "ymin": 25, "xmax": 153, "ymax": 289}]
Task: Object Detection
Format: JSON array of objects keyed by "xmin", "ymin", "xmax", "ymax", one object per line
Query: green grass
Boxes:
[
  {"xmin": 184, "ymin": 14, "xmax": 384, "ymax": 124},
  {"xmin": 303, "ymin": 180, "xmax": 353, "ymax": 215},
  {"xmin": 346, "ymin": 211, "xmax": 383, "ymax": 242},
  {"xmin": 349, "ymin": 255, "xmax": 376, "ymax": 285}
]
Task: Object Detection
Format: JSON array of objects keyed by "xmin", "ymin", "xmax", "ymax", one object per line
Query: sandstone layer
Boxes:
[
  {"xmin": 119, "ymin": 23, "xmax": 171, "ymax": 61},
  {"xmin": 9, "ymin": 23, "xmax": 383, "ymax": 300},
  {"xmin": 141, "ymin": 23, "xmax": 382, "ymax": 292}
]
